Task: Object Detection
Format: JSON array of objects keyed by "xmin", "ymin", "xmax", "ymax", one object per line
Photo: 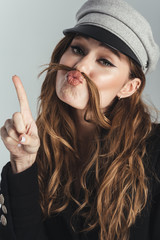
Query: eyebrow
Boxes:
[
  {"xmin": 99, "ymin": 42, "xmax": 121, "ymax": 59},
  {"xmin": 74, "ymin": 34, "xmax": 121, "ymax": 59}
]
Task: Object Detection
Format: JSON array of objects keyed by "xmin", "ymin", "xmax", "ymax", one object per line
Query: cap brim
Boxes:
[{"xmin": 63, "ymin": 25, "xmax": 141, "ymax": 66}]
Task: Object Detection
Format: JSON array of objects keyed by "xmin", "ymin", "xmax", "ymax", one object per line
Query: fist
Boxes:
[{"xmin": 0, "ymin": 75, "xmax": 40, "ymax": 173}]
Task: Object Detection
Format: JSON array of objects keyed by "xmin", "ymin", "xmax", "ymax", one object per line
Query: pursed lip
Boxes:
[{"xmin": 66, "ymin": 70, "xmax": 84, "ymax": 86}]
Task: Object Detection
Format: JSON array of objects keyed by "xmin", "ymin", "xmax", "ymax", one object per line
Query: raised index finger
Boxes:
[{"xmin": 12, "ymin": 75, "xmax": 32, "ymax": 121}]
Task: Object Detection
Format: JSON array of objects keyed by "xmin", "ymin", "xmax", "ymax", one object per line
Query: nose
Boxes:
[{"xmin": 74, "ymin": 55, "xmax": 93, "ymax": 77}]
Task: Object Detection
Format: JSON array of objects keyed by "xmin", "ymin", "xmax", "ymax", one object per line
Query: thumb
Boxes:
[{"xmin": 19, "ymin": 134, "xmax": 40, "ymax": 148}]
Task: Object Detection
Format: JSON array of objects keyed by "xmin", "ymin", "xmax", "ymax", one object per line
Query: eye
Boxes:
[
  {"xmin": 99, "ymin": 58, "xmax": 115, "ymax": 67},
  {"xmin": 70, "ymin": 45, "xmax": 85, "ymax": 56}
]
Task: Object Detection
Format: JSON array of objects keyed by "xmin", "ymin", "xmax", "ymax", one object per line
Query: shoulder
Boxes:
[
  {"xmin": 146, "ymin": 123, "xmax": 160, "ymax": 162},
  {"xmin": 145, "ymin": 123, "xmax": 160, "ymax": 196},
  {"xmin": 147, "ymin": 123, "xmax": 160, "ymax": 143}
]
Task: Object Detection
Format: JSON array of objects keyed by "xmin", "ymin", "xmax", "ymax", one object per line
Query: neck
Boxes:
[{"xmin": 73, "ymin": 108, "xmax": 96, "ymax": 141}]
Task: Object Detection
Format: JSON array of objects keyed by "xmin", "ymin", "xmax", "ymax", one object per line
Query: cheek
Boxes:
[
  {"xmin": 59, "ymin": 51, "xmax": 75, "ymax": 67},
  {"xmin": 56, "ymin": 53, "xmax": 71, "ymax": 90},
  {"xmin": 56, "ymin": 70, "xmax": 65, "ymax": 89},
  {"xmin": 92, "ymin": 71, "xmax": 128, "ymax": 108},
  {"xmin": 59, "ymin": 54, "xmax": 67, "ymax": 65},
  {"xmin": 94, "ymin": 72, "xmax": 125, "ymax": 92}
]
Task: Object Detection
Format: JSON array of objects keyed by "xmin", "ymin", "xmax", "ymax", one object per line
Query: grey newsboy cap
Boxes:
[{"xmin": 63, "ymin": 0, "xmax": 160, "ymax": 74}]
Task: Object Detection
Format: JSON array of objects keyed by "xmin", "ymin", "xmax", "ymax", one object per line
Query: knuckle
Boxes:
[
  {"xmin": 7, "ymin": 127, "xmax": 15, "ymax": 137},
  {"xmin": 0, "ymin": 126, "xmax": 5, "ymax": 138},
  {"xmin": 5, "ymin": 136, "xmax": 11, "ymax": 144},
  {"xmin": 12, "ymin": 112, "xmax": 25, "ymax": 133},
  {"xmin": 17, "ymin": 124, "xmax": 26, "ymax": 133},
  {"xmin": 12, "ymin": 112, "xmax": 21, "ymax": 121},
  {"xmin": 4, "ymin": 119, "xmax": 11, "ymax": 127}
]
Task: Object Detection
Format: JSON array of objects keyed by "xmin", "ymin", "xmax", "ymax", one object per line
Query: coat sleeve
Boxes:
[
  {"xmin": 149, "ymin": 123, "xmax": 160, "ymax": 239},
  {"xmin": 0, "ymin": 161, "xmax": 48, "ymax": 240}
]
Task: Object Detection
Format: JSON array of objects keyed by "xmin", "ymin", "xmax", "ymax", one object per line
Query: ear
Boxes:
[{"xmin": 117, "ymin": 78, "xmax": 141, "ymax": 99}]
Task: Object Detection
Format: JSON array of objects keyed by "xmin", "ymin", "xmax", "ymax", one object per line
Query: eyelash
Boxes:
[
  {"xmin": 70, "ymin": 45, "xmax": 115, "ymax": 67},
  {"xmin": 71, "ymin": 45, "xmax": 85, "ymax": 56},
  {"xmin": 99, "ymin": 59, "xmax": 114, "ymax": 67}
]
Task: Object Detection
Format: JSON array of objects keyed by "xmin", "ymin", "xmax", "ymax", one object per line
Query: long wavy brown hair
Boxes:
[{"xmin": 36, "ymin": 33, "xmax": 152, "ymax": 240}]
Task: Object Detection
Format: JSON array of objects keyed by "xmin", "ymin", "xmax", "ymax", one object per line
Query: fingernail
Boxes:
[
  {"xmin": 20, "ymin": 136, "xmax": 26, "ymax": 143},
  {"xmin": 17, "ymin": 143, "xmax": 22, "ymax": 147}
]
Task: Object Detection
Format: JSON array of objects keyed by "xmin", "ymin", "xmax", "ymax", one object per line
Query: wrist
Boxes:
[{"xmin": 10, "ymin": 154, "xmax": 36, "ymax": 174}]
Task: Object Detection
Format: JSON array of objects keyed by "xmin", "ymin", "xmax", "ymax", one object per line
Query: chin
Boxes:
[
  {"xmin": 56, "ymin": 86, "xmax": 89, "ymax": 110},
  {"xmin": 59, "ymin": 96, "xmax": 87, "ymax": 109}
]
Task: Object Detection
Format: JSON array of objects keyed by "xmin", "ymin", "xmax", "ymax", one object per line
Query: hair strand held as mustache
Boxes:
[{"xmin": 39, "ymin": 63, "xmax": 111, "ymax": 129}]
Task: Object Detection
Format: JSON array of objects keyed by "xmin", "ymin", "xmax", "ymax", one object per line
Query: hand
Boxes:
[{"xmin": 0, "ymin": 75, "xmax": 40, "ymax": 173}]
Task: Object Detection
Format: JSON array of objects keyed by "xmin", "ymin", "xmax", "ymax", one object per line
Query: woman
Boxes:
[{"xmin": 0, "ymin": 0, "xmax": 160, "ymax": 239}]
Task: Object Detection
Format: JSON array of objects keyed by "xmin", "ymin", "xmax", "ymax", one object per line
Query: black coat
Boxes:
[{"xmin": 0, "ymin": 124, "xmax": 160, "ymax": 240}]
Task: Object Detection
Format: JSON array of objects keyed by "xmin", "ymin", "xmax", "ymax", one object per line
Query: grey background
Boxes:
[{"xmin": 0, "ymin": 0, "xmax": 160, "ymax": 174}]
